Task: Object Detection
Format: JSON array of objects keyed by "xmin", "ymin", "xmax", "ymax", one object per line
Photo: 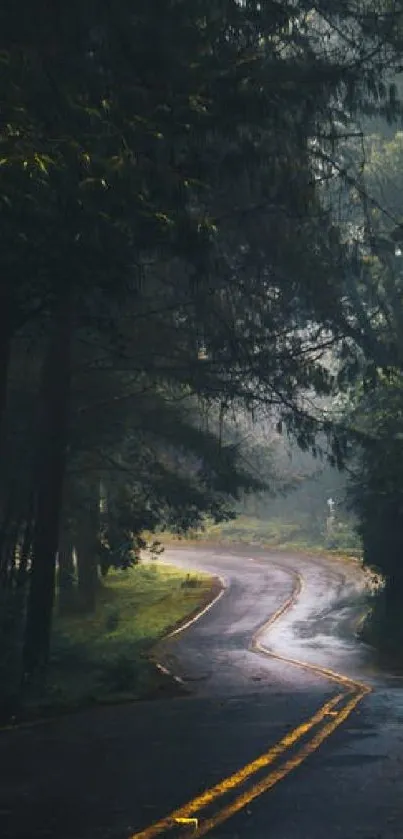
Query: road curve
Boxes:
[
  {"xmin": 1, "ymin": 546, "xmax": 403, "ymax": 839},
  {"xmin": 156, "ymin": 546, "xmax": 373, "ymax": 694},
  {"xmin": 142, "ymin": 546, "xmax": 403, "ymax": 839}
]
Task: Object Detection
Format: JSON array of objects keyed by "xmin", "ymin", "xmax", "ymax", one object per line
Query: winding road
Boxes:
[{"xmin": 1, "ymin": 546, "xmax": 403, "ymax": 839}]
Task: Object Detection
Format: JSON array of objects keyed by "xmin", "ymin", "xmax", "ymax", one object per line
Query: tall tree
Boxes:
[
  {"xmin": 1, "ymin": 0, "xmax": 402, "ymax": 683},
  {"xmin": 23, "ymin": 294, "xmax": 72, "ymax": 678}
]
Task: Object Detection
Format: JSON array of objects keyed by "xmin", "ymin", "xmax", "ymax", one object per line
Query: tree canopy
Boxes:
[{"xmin": 1, "ymin": 0, "xmax": 403, "ymax": 696}]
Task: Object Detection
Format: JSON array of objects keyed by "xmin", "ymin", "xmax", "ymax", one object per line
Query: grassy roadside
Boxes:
[
  {"xmin": 160, "ymin": 515, "xmax": 363, "ymax": 562},
  {"xmin": 20, "ymin": 563, "xmax": 216, "ymax": 722}
]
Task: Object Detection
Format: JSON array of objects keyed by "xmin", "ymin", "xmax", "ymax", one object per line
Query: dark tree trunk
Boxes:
[
  {"xmin": 23, "ymin": 298, "xmax": 72, "ymax": 682},
  {"xmin": 0, "ymin": 300, "xmax": 13, "ymax": 443},
  {"xmin": 2, "ymin": 519, "xmax": 21, "ymax": 588},
  {"xmin": 57, "ymin": 527, "xmax": 76, "ymax": 614},
  {"xmin": 76, "ymin": 479, "xmax": 100, "ymax": 613},
  {"xmin": 377, "ymin": 573, "xmax": 403, "ymax": 658},
  {"xmin": 0, "ymin": 494, "xmax": 15, "ymax": 585},
  {"xmin": 17, "ymin": 515, "xmax": 33, "ymax": 587}
]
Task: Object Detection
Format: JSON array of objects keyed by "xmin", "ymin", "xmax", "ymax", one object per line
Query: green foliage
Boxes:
[
  {"xmin": 6, "ymin": 564, "xmax": 211, "ymax": 720},
  {"xmin": 201, "ymin": 513, "xmax": 361, "ymax": 557},
  {"xmin": 1, "ymin": 0, "xmax": 403, "ymax": 684},
  {"xmin": 359, "ymin": 580, "xmax": 403, "ymax": 668},
  {"xmin": 103, "ymin": 605, "xmax": 120, "ymax": 633},
  {"xmin": 181, "ymin": 574, "xmax": 203, "ymax": 589},
  {"xmin": 336, "ymin": 127, "xmax": 403, "ymax": 655},
  {"xmin": 97, "ymin": 654, "xmax": 141, "ymax": 693}
]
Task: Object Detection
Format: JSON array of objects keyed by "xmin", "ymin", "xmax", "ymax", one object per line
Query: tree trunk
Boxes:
[
  {"xmin": 17, "ymin": 515, "xmax": 33, "ymax": 587},
  {"xmin": 76, "ymin": 479, "xmax": 100, "ymax": 613},
  {"xmin": 23, "ymin": 297, "xmax": 72, "ymax": 682},
  {"xmin": 0, "ymin": 299, "xmax": 13, "ymax": 444},
  {"xmin": 2, "ymin": 519, "xmax": 20, "ymax": 588},
  {"xmin": 0, "ymin": 497, "xmax": 14, "ymax": 586},
  {"xmin": 57, "ymin": 527, "xmax": 76, "ymax": 614}
]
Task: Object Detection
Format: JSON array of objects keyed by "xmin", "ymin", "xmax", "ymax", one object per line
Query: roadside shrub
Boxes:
[
  {"xmin": 181, "ymin": 574, "xmax": 202, "ymax": 589},
  {"xmin": 137, "ymin": 563, "xmax": 158, "ymax": 582},
  {"xmin": 323, "ymin": 521, "xmax": 362, "ymax": 554},
  {"xmin": 50, "ymin": 632, "xmax": 91, "ymax": 669},
  {"xmin": 359, "ymin": 583, "xmax": 403, "ymax": 667},
  {"xmin": 97, "ymin": 653, "xmax": 141, "ymax": 692},
  {"xmin": 104, "ymin": 605, "xmax": 120, "ymax": 633}
]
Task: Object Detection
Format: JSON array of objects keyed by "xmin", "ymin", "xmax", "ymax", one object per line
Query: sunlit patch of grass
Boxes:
[
  {"xmin": 163, "ymin": 515, "xmax": 362, "ymax": 561},
  {"xmin": 205, "ymin": 516, "xmax": 303, "ymax": 546},
  {"xmin": 25, "ymin": 564, "xmax": 213, "ymax": 717}
]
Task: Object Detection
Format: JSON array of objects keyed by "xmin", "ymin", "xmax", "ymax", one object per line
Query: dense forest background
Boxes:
[{"xmin": 2, "ymin": 0, "xmax": 403, "ymax": 715}]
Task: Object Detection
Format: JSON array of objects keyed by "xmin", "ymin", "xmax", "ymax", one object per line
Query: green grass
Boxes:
[
  {"xmin": 164, "ymin": 514, "xmax": 362, "ymax": 560},
  {"xmin": 25, "ymin": 563, "xmax": 214, "ymax": 718}
]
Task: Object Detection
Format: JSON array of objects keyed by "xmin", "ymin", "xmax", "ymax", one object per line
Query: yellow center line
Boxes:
[
  {"xmin": 253, "ymin": 640, "xmax": 366, "ymax": 692},
  {"xmin": 188, "ymin": 688, "xmax": 367, "ymax": 839},
  {"xmin": 129, "ymin": 691, "xmax": 345, "ymax": 839},
  {"xmin": 130, "ymin": 558, "xmax": 371, "ymax": 839}
]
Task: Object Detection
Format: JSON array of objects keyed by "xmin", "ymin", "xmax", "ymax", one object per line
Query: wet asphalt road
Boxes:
[{"xmin": 1, "ymin": 546, "xmax": 403, "ymax": 839}]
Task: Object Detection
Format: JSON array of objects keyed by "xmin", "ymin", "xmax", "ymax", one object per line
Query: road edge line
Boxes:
[
  {"xmin": 151, "ymin": 574, "xmax": 227, "ymax": 687},
  {"xmin": 166, "ymin": 576, "xmax": 227, "ymax": 638},
  {"xmin": 129, "ymin": 551, "xmax": 372, "ymax": 839},
  {"xmin": 0, "ymin": 573, "xmax": 227, "ymax": 735}
]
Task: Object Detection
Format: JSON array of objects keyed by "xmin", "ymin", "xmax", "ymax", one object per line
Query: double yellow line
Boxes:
[{"xmin": 131, "ymin": 564, "xmax": 370, "ymax": 839}]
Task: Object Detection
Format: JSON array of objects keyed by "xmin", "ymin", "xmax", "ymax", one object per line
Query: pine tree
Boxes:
[{"xmin": 0, "ymin": 0, "xmax": 401, "ymax": 682}]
